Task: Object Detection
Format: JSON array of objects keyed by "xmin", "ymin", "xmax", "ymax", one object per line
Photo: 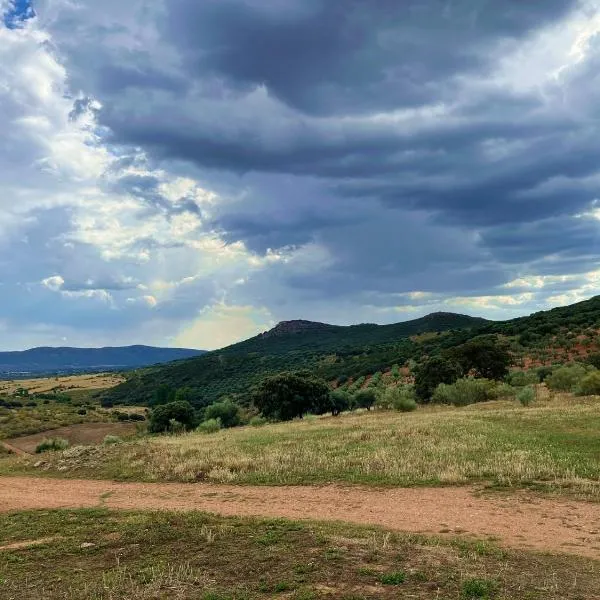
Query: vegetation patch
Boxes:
[{"xmin": 0, "ymin": 509, "xmax": 596, "ymax": 600}]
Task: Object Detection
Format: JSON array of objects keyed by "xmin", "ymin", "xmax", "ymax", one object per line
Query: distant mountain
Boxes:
[
  {"xmin": 0, "ymin": 345, "xmax": 205, "ymax": 377},
  {"xmin": 104, "ymin": 311, "xmax": 488, "ymax": 407}
]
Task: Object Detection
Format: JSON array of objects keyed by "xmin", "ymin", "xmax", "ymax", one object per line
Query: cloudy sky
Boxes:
[{"xmin": 1, "ymin": 0, "xmax": 600, "ymax": 350}]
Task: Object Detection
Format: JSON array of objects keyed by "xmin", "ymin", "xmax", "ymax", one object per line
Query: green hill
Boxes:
[
  {"xmin": 104, "ymin": 312, "xmax": 487, "ymax": 407},
  {"xmin": 103, "ymin": 295, "xmax": 600, "ymax": 408}
]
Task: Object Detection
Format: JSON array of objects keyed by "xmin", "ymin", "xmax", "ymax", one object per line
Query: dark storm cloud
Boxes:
[
  {"xmin": 34, "ymin": 0, "xmax": 600, "ymax": 324},
  {"xmin": 165, "ymin": 0, "xmax": 577, "ymax": 115}
]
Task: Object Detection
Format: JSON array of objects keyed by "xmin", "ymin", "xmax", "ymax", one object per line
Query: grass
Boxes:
[
  {"xmin": 0, "ymin": 400, "xmax": 115, "ymax": 441},
  {"xmin": 0, "ymin": 509, "xmax": 597, "ymax": 599},
  {"xmin": 5, "ymin": 393, "xmax": 600, "ymax": 497}
]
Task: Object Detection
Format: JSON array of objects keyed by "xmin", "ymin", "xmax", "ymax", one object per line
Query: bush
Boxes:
[
  {"xmin": 493, "ymin": 382, "xmax": 516, "ymax": 398},
  {"xmin": 353, "ymin": 389, "xmax": 377, "ymax": 411},
  {"xmin": 575, "ymin": 371, "xmax": 600, "ymax": 396},
  {"xmin": 545, "ymin": 364, "xmax": 589, "ymax": 392},
  {"xmin": 148, "ymin": 401, "xmax": 196, "ymax": 433},
  {"xmin": 77, "ymin": 408, "xmax": 87, "ymax": 415},
  {"xmin": 197, "ymin": 418, "xmax": 222, "ymax": 434},
  {"xmin": 204, "ymin": 399, "xmax": 241, "ymax": 428},
  {"xmin": 432, "ymin": 378, "xmax": 496, "ymax": 406},
  {"xmin": 103, "ymin": 435, "xmax": 123, "ymax": 445},
  {"xmin": 517, "ymin": 386, "xmax": 535, "ymax": 406},
  {"xmin": 379, "ymin": 386, "xmax": 417, "ymax": 412},
  {"xmin": 35, "ymin": 437, "xmax": 69, "ymax": 453},
  {"xmin": 506, "ymin": 370, "xmax": 539, "ymax": 387},
  {"xmin": 249, "ymin": 415, "xmax": 267, "ymax": 427}
]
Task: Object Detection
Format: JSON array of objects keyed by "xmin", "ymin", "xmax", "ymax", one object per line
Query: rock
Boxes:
[
  {"xmin": 80, "ymin": 542, "xmax": 95, "ymax": 549},
  {"xmin": 33, "ymin": 461, "xmax": 44, "ymax": 468}
]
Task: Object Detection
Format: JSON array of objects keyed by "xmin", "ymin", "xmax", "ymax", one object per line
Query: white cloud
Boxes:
[{"xmin": 174, "ymin": 304, "xmax": 275, "ymax": 350}]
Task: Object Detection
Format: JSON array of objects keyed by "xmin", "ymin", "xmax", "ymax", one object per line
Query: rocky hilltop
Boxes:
[{"xmin": 261, "ymin": 320, "xmax": 333, "ymax": 338}]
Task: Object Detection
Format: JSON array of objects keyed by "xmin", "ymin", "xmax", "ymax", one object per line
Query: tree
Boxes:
[
  {"xmin": 148, "ymin": 400, "xmax": 196, "ymax": 433},
  {"xmin": 353, "ymin": 388, "xmax": 377, "ymax": 411},
  {"xmin": 414, "ymin": 356, "xmax": 463, "ymax": 402},
  {"xmin": 451, "ymin": 337, "xmax": 511, "ymax": 381},
  {"xmin": 252, "ymin": 373, "xmax": 330, "ymax": 421},
  {"xmin": 152, "ymin": 384, "xmax": 175, "ymax": 407},
  {"xmin": 204, "ymin": 399, "xmax": 241, "ymax": 428},
  {"xmin": 329, "ymin": 390, "xmax": 351, "ymax": 416}
]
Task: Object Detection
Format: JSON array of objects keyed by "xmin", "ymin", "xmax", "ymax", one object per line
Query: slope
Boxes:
[{"xmin": 103, "ymin": 312, "xmax": 487, "ymax": 406}]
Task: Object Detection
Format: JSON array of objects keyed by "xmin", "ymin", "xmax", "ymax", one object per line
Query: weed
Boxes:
[
  {"xmin": 461, "ymin": 577, "xmax": 498, "ymax": 598},
  {"xmin": 35, "ymin": 437, "xmax": 69, "ymax": 453},
  {"xmin": 379, "ymin": 570, "xmax": 406, "ymax": 585}
]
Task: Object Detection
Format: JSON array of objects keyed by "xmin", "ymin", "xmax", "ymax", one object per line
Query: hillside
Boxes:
[
  {"xmin": 104, "ymin": 296, "xmax": 600, "ymax": 408},
  {"xmin": 0, "ymin": 345, "xmax": 205, "ymax": 377},
  {"xmin": 103, "ymin": 312, "xmax": 487, "ymax": 406}
]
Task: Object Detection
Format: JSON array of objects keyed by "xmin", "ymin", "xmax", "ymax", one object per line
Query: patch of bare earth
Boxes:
[
  {"xmin": 4, "ymin": 422, "xmax": 138, "ymax": 454},
  {"xmin": 2, "ymin": 477, "xmax": 600, "ymax": 559}
]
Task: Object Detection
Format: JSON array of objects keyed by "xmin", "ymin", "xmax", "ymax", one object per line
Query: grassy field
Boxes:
[
  {"xmin": 0, "ymin": 401, "xmax": 114, "ymax": 441},
  {"xmin": 5, "ymin": 392, "xmax": 600, "ymax": 497},
  {"xmin": 0, "ymin": 509, "xmax": 597, "ymax": 599},
  {"xmin": 0, "ymin": 372, "xmax": 123, "ymax": 396},
  {"xmin": 0, "ymin": 373, "xmax": 126, "ymax": 441}
]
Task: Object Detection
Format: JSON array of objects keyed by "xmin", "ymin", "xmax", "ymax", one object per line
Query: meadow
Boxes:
[
  {"xmin": 7, "ymin": 390, "xmax": 600, "ymax": 498},
  {"xmin": 0, "ymin": 508, "xmax": 597, "ymax": 600}
]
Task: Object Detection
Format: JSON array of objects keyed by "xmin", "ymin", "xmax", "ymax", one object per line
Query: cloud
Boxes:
[{"xmin": 1, "ymin": 1, "xmax": 600, "ymax": 349}]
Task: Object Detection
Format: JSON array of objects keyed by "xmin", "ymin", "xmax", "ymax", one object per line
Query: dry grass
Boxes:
[
  {"xmin": 0, "ymin": 372, "xmax": 124, "ymax": 396},
  {"xmin": 9, "ymin": 393, "xmax": 600, "ymax": 497}
]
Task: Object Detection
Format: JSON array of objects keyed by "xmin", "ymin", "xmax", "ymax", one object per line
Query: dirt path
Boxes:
[{"xmin": 2, "ymin": 477, "xmax": 600, "ymax": 559}]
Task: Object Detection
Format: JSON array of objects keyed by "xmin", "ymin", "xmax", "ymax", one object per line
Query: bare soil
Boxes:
[
  {"xmin": 4, "ymin": 422, "xmax": 138, "ymax": 454},
  {"xmin": 2, "ymin": 477, "xmax": 600, "ymax": 559}
]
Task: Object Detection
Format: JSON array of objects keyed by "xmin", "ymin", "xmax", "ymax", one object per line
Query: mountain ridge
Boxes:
[{"xmin": 0, "ymin": 345, "xmax": 205, "ymax": 376}]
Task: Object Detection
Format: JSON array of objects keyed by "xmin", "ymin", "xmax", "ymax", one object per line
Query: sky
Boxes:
[{"xmin": 1, "ymin": 0, "xmax": 600, "ymax": 350}]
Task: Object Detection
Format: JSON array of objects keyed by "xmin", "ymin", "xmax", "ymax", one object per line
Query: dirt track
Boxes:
[{"xmin": 2, "ymin": 477, "xmax": 600, "ymax": 559}]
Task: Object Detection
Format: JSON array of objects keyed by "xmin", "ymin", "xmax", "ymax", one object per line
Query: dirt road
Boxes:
[{"xmin": 1, "ymin": 476, "xmax": 600, "ymax": 559}]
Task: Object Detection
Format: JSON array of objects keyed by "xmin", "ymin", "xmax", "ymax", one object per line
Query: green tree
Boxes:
[
  {"xmin": 329, "ymin": 390, "xmax": 351, "ymax": 416},
  {"xmin": 353, "ymin": 388, "xmax": 377, "ymax": 411},
  {"xmin": 204, "ymin": 399, "xmax": 241, "ymax": 428},
  {"xmin": 451, "ymin": 337, "xmax": 510, "ymax": 380},
  {"xmin": 148, "ymin": 401, "xmax": 196, "ymax": 433},
  {"xmin": 253, "ymin": 373, "xmax": 330, "ymax": 421},
  {"xmin": 414, "ymin": 356, "xmax": 463, "ymax": 402},
  {"xmin": 152, "ymin": 384, "xmax": 175, "ymax": 407}
]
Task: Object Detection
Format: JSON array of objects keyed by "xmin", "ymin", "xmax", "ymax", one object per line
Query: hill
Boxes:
[
  {"xmin": 0, "ymin": 345, "xmax": 205, "ymax": 377},
  {"xmin": 103, "ymin": 296, "xmax": 600, "ymax": 408},
  {"xmin": 103, "ymin": 312, "xmax": 487, "ymax": 406}
]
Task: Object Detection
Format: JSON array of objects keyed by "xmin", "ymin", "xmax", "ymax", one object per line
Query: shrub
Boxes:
[
  {"xmin": 249, "ymin": 415, "xmax": 267, "ymax": 427},
  {"xmin": 575, "ymin": 371, "xmax": 600, "ymax": 396},
  {"xmin": 35, "ymin": 437, "xmax": 69, "ymax": 453},
  {"xmin": 517, "ymin": 386, "xmax": 535, "ymax": 406},
  {"xmin": 379, "ymin": 386, "xmax": 417, "ymax": 412},
  {"xmin": 148, "ymin": 401, "xmax": 196, "ymax": 433},
  {"xmin": 168, "ymin": 419, "xmax": 186, "ymax": 435},
  {"xmin": 432, "ymin": 378, "xmax": 496, "ymax": 406},
  {"xmin": 493, "ymin": 382, "xmax": 516, "ymax": 398},
  {"xmin": 77, "ymin": 408, "xmax": 87, "ymax": 415},
  {"xmin": 506, "ymin": 370, "xmax": 539, "ymax": 387},
  {"xmin": 353, "ymin": 389, "xmax": 377, "ymax": 411},
  {"xmin": 545, "ymin": 364, "xmax": 589, "ymax": 392},
  {"xmin": 103, "ymin": 435, "xmax": 123, "ymax": 445},
  {"xmin": 204, "ymin": 399, "xmax": 241, "ymax": 428},
  {"xmin": 197, "ymin": 418, "xmax": 222, "ymax": 434}
]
